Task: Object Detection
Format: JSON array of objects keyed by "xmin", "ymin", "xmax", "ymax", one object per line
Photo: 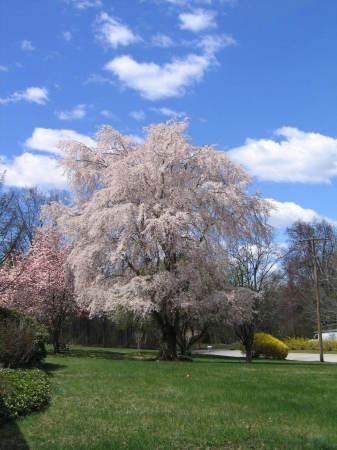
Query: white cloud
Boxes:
[
  {"xmin": 164, "ymin": 0, "xmax": 236, "ymax": 5},
  {"xmin": 151, "ymin": 107, "xmax": 186, "ymax": 118},
  {"xmin": 197, "ymin": 34, "xmax": 236, "ymax": 53},
  {"xmin": 152, "ymin": 33, "xmax": 174, "ymax": 48},
  {"xmin": 0, "ymin": 87, "xmax": 49, "ymax": 105},
  {"xmin": 179, "ymin": 9, "xmax": 216, "ymax": 32},
  {"xmin": 83, "ymin": 73, "xmax": 115, "ymax": 85},
  {"xmin": 129, "ymin": 110, "xmax": 146, "ymax": 121},
  {"xmin": 62, "ymin": 31, "xmax": 72, "ymax": 41},
  {"xmin": 165, "ymin": 0, "xmax": 187, "ymax": 4},
  {"xmin": 56, "ymin": 104, "xmax": 87, "ymax": 120},
  {"xmin": 103, "ymin": 21, "xmax": 231, "ymax": 100},
  {"xmin": 21, "ymin": 40, "xmax": 35, "ymax": 51},
  {"xmin": 268, "ymin": 199, "xmax": 337, "ymax": 229},
  {"xmin": 104, "ymin": 53, "xmax": 211, "ymax": 100},
  {"xmin": 100, "ymin": 110, "xmax": 119, "ymax": 122},
  {"xmin": 25, "ymin": 128, "xmax": 95, "ymax": 155},
  {"xmin": 0, "ymin": 153, "xmax": 66, "ymax": 189},
  {"xmin": 0, "ymin": 65, "xmax": 8, "ymax": 72},
  {"xmin": 164, "ymin": 0, "xmax": 210, "ymax": 5},
  {"xmin": 100, "ymin": 109, "xmax": 112, "ymax": 118},
  {"xmin": 68, "ymin": 0, "xmax": 102, "ymax": 9},
  {"xmin": 95, "ymin": 12, "xmax": 140, "ymax": 49},
  {"xmin": 229, "ymin": 127, "xmax": 337, "ymax": 184}
]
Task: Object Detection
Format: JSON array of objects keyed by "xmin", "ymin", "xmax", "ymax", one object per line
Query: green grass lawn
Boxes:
[{"xmin": 1, "ymin": 347, "xmax": 337, "ymax": 450}]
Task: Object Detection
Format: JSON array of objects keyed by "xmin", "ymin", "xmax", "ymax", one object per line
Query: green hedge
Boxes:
[
  {"xmin": 0, "ymin": 368, "xmax": 51, "ymax": 424},
  {"xmin": 0, "ymin": 307, "xmax": 48, "ymax": 368}
]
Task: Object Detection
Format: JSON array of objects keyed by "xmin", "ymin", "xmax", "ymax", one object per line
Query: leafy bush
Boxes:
[
  {"xmin": 0, "ymin": 368, "xmax": 51, "ymax": 424},
  {"xmin": 0, "ymin": 307, "xmax": 49, "ymax": 368},
  {"xmin": 253, "ymin": 333, "xmax": 288, "ymax": 360},
  {"xmin": 283, "ymin": 336, "xmax": 310, "ymax": 350},
  {"xmin": 284, "ymin": 337, "xmax": 337, "ymax": 352}
]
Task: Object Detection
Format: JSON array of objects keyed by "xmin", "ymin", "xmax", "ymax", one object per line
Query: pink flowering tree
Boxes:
[
  {"xmin": 44, "ymin": 121, "xmax": 270, "ymax": 360},
  {"xmin": 0, "ymin": 228, "xmax": 79, "ymax": 353}
]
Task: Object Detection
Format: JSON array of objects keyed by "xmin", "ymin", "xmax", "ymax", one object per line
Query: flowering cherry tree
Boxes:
[
  {"xmin": 44, "ymin": 121, "xmax": 270, "ymax": 359},
  {"xmin": 0, "ymin": 228, "xmax": 79, "ymax": 353}
]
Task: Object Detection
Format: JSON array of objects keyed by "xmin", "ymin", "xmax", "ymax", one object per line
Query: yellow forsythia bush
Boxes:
[
  {"xmin": 284, "ymin": 337, "xmax": 337, "ymax": 352},
  {"xmin": 252, "ymin": 332, "xmax": 288, "ymax": 360},
  {"xmin": 283, "ymin": 336, "xmax": 310, "ymax": 350}
]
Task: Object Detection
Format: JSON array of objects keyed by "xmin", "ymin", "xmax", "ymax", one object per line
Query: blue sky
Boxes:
[{"xmin": 1, "ymin": 0, "xmax": 337, "ymax": 231}]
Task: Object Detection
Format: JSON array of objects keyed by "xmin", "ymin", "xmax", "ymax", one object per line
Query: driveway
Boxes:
[{"xmin": 195, "ymin": 349, "xmax": 337, "ymax": 363}]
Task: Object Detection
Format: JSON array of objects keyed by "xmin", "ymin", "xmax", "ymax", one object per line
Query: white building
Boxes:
[{"xmin": 313, "ymin": 330, "xmax": 337, "ymax": 341}]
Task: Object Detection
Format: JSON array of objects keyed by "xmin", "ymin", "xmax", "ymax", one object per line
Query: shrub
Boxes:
[
  {"xmin": 240, "ymin": 332, "xmax": 288, "ymax": 360},
  {"xmin": 284, "ymin": 337, "xmax": 337, "ymax": 352},
  {"xmin": 283, "ymin": 336, "xmax": 310, "ymax": 350},
  {"xmin": 0, "ymin": 368, "xmax": 51, "ymax": 424},
  {"xmin": 0, "ymin": 307, "xmax": 49, "ymax": 368}
]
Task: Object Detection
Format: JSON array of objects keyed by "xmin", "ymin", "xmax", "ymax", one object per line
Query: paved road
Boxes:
[{"xmin": 196, "ymin": 349, "xmax": 337, "ymax": 363}]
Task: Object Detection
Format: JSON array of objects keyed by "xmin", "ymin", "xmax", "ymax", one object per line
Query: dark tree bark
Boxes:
[
  {"xmin": 152, "ymin": 310, "xmax": 178, "ymax": 360},
  {"xmin": 245, "ymin": 340, "xmax": 253, "ymax": 363},
  {"xmin": 52, "ymin": 326, "xmax": 61, "ymax": 353},
  {"xmin": 86, "ymin": 318, "xmax": 90, "ymax": 345},
  {"xmin": 177, "ymin": 338, "xmax": 189, "ymax": 356},
  {"xmin": 235, "ymin": 322, "xmax": 255, "ymax": 363},
  {"xmin": 102, "ymin": 316, "xmax": 107, "ymax": 348},
  {"xmin": 177, "ymin": 324, "xmax": 207, "ymax": 356},
  {"xmin": 158, "ymin": 324, "xmax": 177, "ymax": 360},
  {"xmin": 51, "ymin": 313, "xmax": 64, "ymax": 353}
]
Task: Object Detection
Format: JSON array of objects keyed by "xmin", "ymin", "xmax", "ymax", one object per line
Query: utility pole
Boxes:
[
  {"xmin": 299, "ymin": 237, "xmax": 327, "ymax": 363},
  {"xmin": 311, "ymin": 238, "xmax": 324, "ymax": 363}
]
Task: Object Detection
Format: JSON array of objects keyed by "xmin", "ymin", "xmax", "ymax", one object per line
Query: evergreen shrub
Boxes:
[{"xmin": 0, "ymin": 368, "xmax": 51, "ymax": 424}]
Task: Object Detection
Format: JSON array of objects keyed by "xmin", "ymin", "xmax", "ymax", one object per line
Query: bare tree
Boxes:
[
  {"xmin": 226, "ymin": 225, "xmax": 283, "ymax": 361},
  {"xmin": 0, "ymin": 176, "xmax": 70, "ymax": 265},
  {"xmin": 284, "ymin": 220, "xmax": 337, "ymax": 336}
]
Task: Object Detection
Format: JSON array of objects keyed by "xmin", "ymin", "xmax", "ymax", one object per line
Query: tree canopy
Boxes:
[{"xmin": 44, "ymin": 121, "xmax": 269, "ymax": 359}]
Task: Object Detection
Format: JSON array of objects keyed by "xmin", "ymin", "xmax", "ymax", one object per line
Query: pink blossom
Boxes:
[{"xmin": 43, "ymin": 121, "xmax": 270, "ymax": 358}]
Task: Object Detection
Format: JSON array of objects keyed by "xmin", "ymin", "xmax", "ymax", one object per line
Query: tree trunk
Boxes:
[
  {"xmin": 158, "ymin": 325, "xmax": 177, "ymax": 360},
  {"xmin": 178, "ymin": 340, "xmax": 188, "ymax": 356},
  {"xmin": 178, "ymin": 326, "xmax": 207, "ymax": 356},
  {"xmin": 86, "ymin": 318, "xmax": 90, "ymax": 345},
  {"xmin": 52, "ymin": 327, "xmax": 61, "ymax": 354},
  {"xmin": 235, "ymin": 322, "xmax": 255, "ymax": 364},
  {"xmin": 176, "ymin": 328, "xmax": 188, "ymax": 356},
  {"xmin": 52, "ymin": 314, "xmax": 64, "ymax": 354},
  {"xmin": 244, "ymin": 327, "xmax": 255, "ymax": 363},
  {"xmin": 245, "ymin": 342, "xmax": 253, "ymax": 363},
  {"xmin": 102, "ymin": 316, "xmax": 107, "ymax": 348}
]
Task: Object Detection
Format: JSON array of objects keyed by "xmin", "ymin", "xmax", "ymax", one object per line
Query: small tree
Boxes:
[
  {"xmin": 177, "ymin": 286, "xmax": 260, "ymax": 358},
  {"xmin": 0, "ymin": 228, "xmax": 79, "ymax": 353},
  {"xmin": 227, "ymin": 227, "xmax": 281, "ymax": 362}
]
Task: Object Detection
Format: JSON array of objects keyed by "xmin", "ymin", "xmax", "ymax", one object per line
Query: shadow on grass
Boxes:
[
  {"xmin": 42, "ymin": 361, "xmax": 68, "ymax": 375},
  {"xmin": 0, "ymin": 421, "xmax": 30, "ymax": 449},
  {"xmin": 46, "ymin": 347, "xmax": 332, "ymax": 368},
  {"xmin": 48, "ymin": 348, "xmax": 157, "ymax": 362}
]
